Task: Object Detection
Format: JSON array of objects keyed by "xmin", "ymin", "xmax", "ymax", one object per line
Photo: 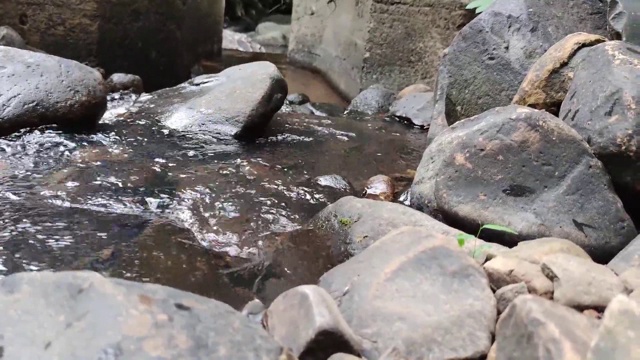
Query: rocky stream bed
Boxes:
[{"xmin": 1, "ymin": 0, "xmax": 640, "ymax": 359}]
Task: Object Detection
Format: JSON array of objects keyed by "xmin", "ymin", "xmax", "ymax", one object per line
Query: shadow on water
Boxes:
[{"xmin": 0, "ymin": 56, "xmax": 427, "ymax": 309}]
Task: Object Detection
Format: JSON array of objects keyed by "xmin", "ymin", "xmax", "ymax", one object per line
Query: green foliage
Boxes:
[
  {"xmin": 465, "ymin": 0, "xmax": 495, "ymax": 13},
  {"xmin": 456, "ymin": 223, "xmax": 518, "ymax": 258},
  {"xmin": 338, "ymin": 218, "xmax": 353, "ymax": 227}
]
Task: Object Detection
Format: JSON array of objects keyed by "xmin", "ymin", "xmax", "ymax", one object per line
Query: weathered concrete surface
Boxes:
[
  {"xmin": 289, "ymin": 0, "xmax": 472, "ymax": 98},
  {"xmin": 0, "ymin": 0, "xmax": 224, "ymax": 91}
]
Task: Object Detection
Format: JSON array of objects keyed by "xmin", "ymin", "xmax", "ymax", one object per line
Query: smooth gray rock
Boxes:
[
  {"xmin": 0, "ymin": 271, "xmax": 290, "ymax": 359},
  {"xmin": 106, "ymin": 73, "xmax": 144, "ymax": 94},
  {"xmin": 241, "ymin": 298, "xmax": 266, "ymax": 326},
  {"xmin": 608, "ymin": 0, "xmax": 640, "ymax": 46},
  {"xmin": 0, "ymin": 25, "xmax": 26, "ymax": 49},
  {"xmin": 319, "ymin": 226, "xmax": 497, "ymax": 359},
  {"xmin": 496, "ymin": 237, "xmax": 591, "ymax": 264},
  {"xmin": 496, "ymin": 295, "xmax": 598, "ymax": 360},
  {"xmin": 411, "ymin": 105, "xmax": 637, "ymax": 262},
  {"xmin": 483, "ymin": 256, "xmax": 553, "ymax": 297},
  {"xmin": 265, "ymin": 285, "xmax": 364, "ymax": 359},
  {"xmin": 609, "ymin": 233, "xmax": 640, "ymax": 275},
  {"xmin": 286, "ymin": 93, "xmax": 310, "ymax": 105},
  {"xmin": 0, "ymin": 46, "xmax": 107, "ymax": 136},
  {"xmin": 346, "ymin": 85, "xmax": 395, "ymax": 115},
  {"xmin": 495, "ymin": 282, "xmax": 529, "ymax": 314},
  {"xmin": 222, "ymin": 29, "xmax": 266, "ymax": 52},
  {"xmin": 542, "ymin": 253, "xmax": 625, "ymax": 310},
  {"xmin": 587, "ymin": 295, "xmax": 640, "ymax": 359},
  {"xmin": 328, "ymin": 354, "xmax": 362, "ymax": 360},
  {"xmin": 389, "ymin": 92, "xmax": 434, "ymax": 128}
]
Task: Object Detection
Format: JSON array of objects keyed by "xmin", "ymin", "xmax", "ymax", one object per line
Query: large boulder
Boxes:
[
  {"xmin": 608, "ymin": 234, "xmax": 640, "ymax": 274},
  {"xmin": 0, "ymin": 271, "xmax": 291, "ymax": 359},
  {"xmin": 559, "ymin": 41, "xmax": 640, "ymax": 220},
  {"xmin": 587, "ymin": 295, "xmax": 640, "ymax": 359},
  {"xmin": 0, "ymin": 46, "xmax": 107, "ymax": 136},
  {"xmin": 431, "ymin": 0, "xmax": 610, "ymax": 130},
  {"xmin": 389, "ymin": 92, "xmax": 434, "ymax": 128},
  {"xmin": 133, "ymin": 61, "xmax": 287, "ymax": 140},
  {"xmin": 607, "ymin": 0, "xmax": 640, "ymax": 46},
  {"xmin": 319, "ymin": 226, "xmax": 497, "ymax": 359},
  {"xmin": 411, "ymin": 105, "xmax": 637, "ymax": 262}
]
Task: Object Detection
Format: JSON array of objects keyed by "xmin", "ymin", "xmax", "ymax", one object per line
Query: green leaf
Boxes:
[
  {"xmin": 480, "ymin": 224, "xmax": 518, "ymax": 235},
  {"xmin": 465, "ymin": 0, "xmax": 495, "ymax": 13},
  {"xmin": 456, "ymin": 233, "xmax": 474, "ymax": 247}
]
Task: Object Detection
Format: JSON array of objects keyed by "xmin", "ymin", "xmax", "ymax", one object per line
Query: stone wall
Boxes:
[
  {"xmin": 289, "ymin": 0, "xmax": 472, "ymax": 99},
  {"xmin": 0, "ymin": 0, "xmax": 224, "ymax": 90}
]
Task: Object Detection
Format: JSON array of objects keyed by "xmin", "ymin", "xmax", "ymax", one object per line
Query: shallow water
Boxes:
[{"xmin": 0, "ymin": 58, "xmax": 427, "ymax": 309}]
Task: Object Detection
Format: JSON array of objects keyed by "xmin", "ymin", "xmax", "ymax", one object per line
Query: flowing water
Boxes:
[{"xmin": 0, "ymin": 53, "xmax": 428, "ymax": 308}]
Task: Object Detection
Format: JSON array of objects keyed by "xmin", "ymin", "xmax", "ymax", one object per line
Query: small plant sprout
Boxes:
[
  {"xmin": 465, "ymin": 0, "xmax": 495, "ymax": 13},
  {"xmin": 456, "ymin": 224, "xmax": 518, "ymax": 258}
]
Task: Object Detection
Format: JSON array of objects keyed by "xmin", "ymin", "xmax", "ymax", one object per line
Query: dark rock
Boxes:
[
  {"xmin": 0, "ymin": 271, "xmax": 291, "ymax": 359},
  {"xmin": 411, "ymin": 105, "xmax": 637, "ymax": 262},
  {"xmin": 362, "ymin": 174, "xmax": 394, "ymax": 202},
  {"xmin": 346, "ymin": 85, "xmax": 395, "ymax": 115},
  {"xmin": 265, "ymin": 285, "xmax": 364, "ymax": 359},
  {"xmin": 496, "ymin": 295, "xmax": 598, "ymax": 360},
  {"xmin": 541, "ymin": 253, "xmax": 625, "ymax": 310},
  {"xmin": 495, "ymin": 237, "xmax": 591, "ymax": 264},
  {"xmin": 607, "ymin": 0, "xmax": 640, "ymax": 46},
  {"xmin": 136, "ymin": 61, "xmax": 287, "ymax": 141},
  {"xmin": 286, "ymin": 93, "xmax": 311, "ymax": 105},
  {"xmin": 0, "ymin": 46, "xmax": 107, "ymax": 136},
  {"xmin": 512, "ymin": 32, "xmax": 606, "ymax": 115},
  {"xmin": 0, "ymin": 25, "xmax": 26, "ymax": 49},
  {"xmin": 432, "ymin": 0, "xmax": 610, "ymax": 127},
  {"xmin": 106, "ymin": 73, "xmax": 144, "ymax": 94},
  {"xmin": 319, "ymin": 226, "xmax": 496, "ymax": 359},
  {"xmin": 389, "ymin": 92, "xmax": 434, "ymax": 128},
  {"xmin": 396, "ymin": 83, "xmax": 431, "ymax": 100},
  {"xmin": 587, "ymin": 295, "xmax": 640, "ymax": 359},
  {"xmin": 609, "ymin": 234, "xmax": 640, "ymax": 274},
  {"xmin": 309, "ymin": 196, "xmax": 507, "ymax": 262},
  {"xmin": 559, "ymin": 41, "xmax": 640, "ymax": 221},
  {"xmin": 496, "ymin": 282, "xmax": 529, "ymax": 314},
  {"xmin": 483, "ymin": 256, "xmax": 553, "ymax": 297}
]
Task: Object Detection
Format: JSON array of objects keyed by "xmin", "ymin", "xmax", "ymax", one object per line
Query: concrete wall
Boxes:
[
  {"xmin": 0, "ymin": 0, "xmax": 224, "ymax": 90},
  {"xmin": 289, "ymin": 0, "xmax": 472, "ymax": 99}
]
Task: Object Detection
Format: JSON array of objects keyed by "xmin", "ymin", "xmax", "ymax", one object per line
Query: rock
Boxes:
[
  {"xmin": 512, "ymin": 32, "xmax": 606, "ymax": 115},
  {"xmin": 0, "ymin": 271, "xmax": 291, "ymax": 359},
  {"xmin": 620, "ymin": 267, "xmax": 640, "ymax": 292},
  {"xmin": 583, "ymin": 309, "xmax": 603, "ymax": 320},
  {"xmin": 495, "ymin": 282, "xmax": 529, "ymax": 314},
  {"xmin": 607, "ymin": 0, "xmax": 640, "ymax": 46},
  {"xmin": 106, "ymin": 73, "xmax": 144, "ymax": 94},
  {"xmin": 389, "ymin": 92, "xmax": 434, "ymax": 128},
  {"xmin": 541, "ymin": 253, "xmax": 625, "ymax": 310},
  {"xmin": 483, "ymin": 256, "xmax": 553, "ymax": 297},
  {"xmin": 559, "ymin": 41, "xmax": 640, "ymax": 220},
  {"xmin": 487, "ymin": 343, "xmax": 497, "ymax": 360},
  {"xmin": 495, "ymin": 295, "xmax": 598, "ymax": 360},
  {"xmin": 411, "ymin": 105, "xmax": 637, "ymax": 262},
  {"xmin": 497, "ymin": 237, "xmax": 592, "ymax": 264},
  {"xmin": 0, "ymin": 0, "xmax": 224, "ymax": 91},
  {"xmin": 242, "ymin": 298, "xmax": 267, "ymax": 326},
  {"xmin": 362, "ymin": 175, "xmax": 394, "ymax": 202},
  {"xmin": 286, "ymin": 93, "xmax": 310, "ymax": 105},
  {"xmin": 587, "ymin": 295, "xmax": 640, "ymax": 359},
  {"xmin": 346, "ymin": 85, "xmax": 395, "ymax": 115},
  {"xmin": 136, "ymin": 61, "xmax": 287, "ymax": 140},
  {"xmin": 265, "ymin": 285, "xmax": 364, "ymax": 359},
  {"xmin": 396, "ymin": 83, "xmax": 431, "ymax": 100},
  {"xmin": 313, "ymin": 175, "xmax": 354, "ymax": 194},
  {"xmin": 0, "ymin": 25, "xmax": 26, "ymax": 49},
  {"xmin": 252, "ymin": 32, "xmax": 289, "ymax": 52},
  {"xmin": 609, "ymin": 234, "xmax": 640, "ymax": 274},
  {"xmin": 309, "ymin": 196, "xmax": 507, "ymax": 262},
  {"xmin": 319, "ymin": 226, "xmax": 496, "ymax": 359},
  {"xmin": 256, "ymin": 22, "xmax": 291, "ymax": 37},
  {"xmin": 632, "ymin": 289, "xmax": 640, "ymax": 302},
  {"xmin": 223, "ymin": 29, "xmax": 266, "ymax": 52},
  {"xmin": 0, "ymin": 46, "xmax": 107, "ymax": 136},
  {"xmin": 432, "ymin": 0, "xmax": 610, "ymax": 127},
  {"xmin": 328, "ymin": 354, "xmax": 362, "ymax": 360}
]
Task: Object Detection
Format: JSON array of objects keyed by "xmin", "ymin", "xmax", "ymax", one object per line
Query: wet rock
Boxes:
[
  {"xmin": 346, "ymin": 85, "xmax": 395, "ymax": 115},
  {"xmin": 362, "ymin": 174, "xmax": 394, "ymax": 202},
  {"xmin": 242, "ymin": 298, "xmax": 267, "ymax": 326},
  {"xmin": 309, "ymin": 196, "xmax": 507, "ymax": 261},
  {"xmin": 106, "ymin": 73, "xmax": 144, "ymax": 94},
  {"xmin": 0, "ymin": 25, "xmax": 26, "ymax": 49},
  {"xmin": 396, "ymin": 83, "xmax": 431, "ymax": 100},
  {"xmin": 411, "ymin": 105, "xmax": 637, "ymax": 262},
  {"xmin": 559, "ymin": 41, "xmax": 640, "ymax": 220},
  {"xmin": 608, "ymin": 234, "xmax": 640, "ymax": 274},
  {"xmin": 433, "ymin": 0, "xmax": 610, "ymax": 127},
  {"xmin": 136, "ymin": 61, "xmax": 287, "ymax": 140},
  {"xmin": 286, "ymin": 93, "xmax": 311, "ymax": 105},
  {"xmin": 496, "ymin": 237, "xmax": 591, "ymax": 264},
  {"xmin": 389, "ymin": 92, "xmax": 434, "ymax": 128},
  {"xmin": 0, "ymin": 271, "xmax": 290, "ymax": 359},
  {"xmin": 620, "ymin": 267, "xmax": 640, "ymax": 292},
  {"xmin": 265, "ymin": 285, "xmax": 364, "ymax": 359},
  {"xmin": 253, "ymin": 21, "xmax": 291, "ymax": 52},
  {"xmin": 512, "ymin": 32, "xmax": 606, "ymax": 115},
  {"xmin": 496, "ymin": 295, "xmax": 598, "ymax": 360},
  {"xmin": 223, "ymin": 29, "xmax": 266, "ymax": 52},
  {"xmin": 541, "ymin": 253, "xmax": 625, "ymax": 310},
  {"xmin": 587, "ymin": 295, "xmax": 640, "ymax": 359},
  {"xmin": 607, "ymin": 0, "xmax": 640, "ymax": 46},
  {"xmin": 0, "ymin": 46, "xmax": 107, "ymax": 136},
  {"xmin": 483, "ymin": 256, "xmax": 553, "ymax": 297},
  {"xmin": 496, "ymin": 282, "xmax": 529, "ymax": 314},
  {"xmin": 319, "ymin": 226, "xmax": 496, "ymax": 359},
  {"xmin": 313, "ymin": 175, "xmax": 355, "ymax": 194}
]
